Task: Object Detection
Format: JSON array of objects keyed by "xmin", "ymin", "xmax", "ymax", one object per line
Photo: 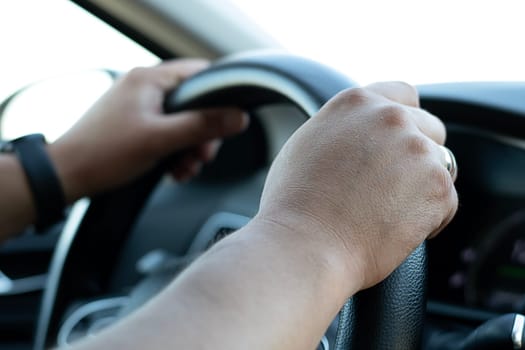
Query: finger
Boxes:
[
  {"xmin": 177, "ymin": 160, "xmax": 203, "ymax": 182},
  {"xmin": 173, "ymin": 140, "xmax": 220, "ymax": 165},
  {"xmin": 174, "ymin": 162, "xmax": 203, "ymax": 182},
  {"xmin": 366, "ymin": 81, "xmax": 420, "ymax": 108},
  {"xmin": 366, "ymin": 81, "xmax": 446, "ymax": 144},
  {"xmin": 197, "ymin": 139, "xmax": 222, "ymax": 163},
  {"xmin": 171, "ymin": 166, "xmax": 187, "ymax": 182},
  {"xmin": 151, "ymin": 59, "xmax": 211, "ymax": 90},
  {"xmin": 425, "ymin": 143, "xmax": 459, "ymax": 239},
  {"xmin": 407, "ymin": 107, "xmax": 447, "ymax": 145},
  {"xmin": 169, "ymin": 148, "xmax": 200, "ymax": 172},
  {"xmin": 172, "ymin": 167, "xmax": 194, "ymax": 182},
  {"xmin": 170, "ymin": 153, "xmax": 204, "ymax": 182},
  {"xmin": 428, "ymin": 184, "xmax": 459, "ymax": 239},
  {"xmin": 169, "ymin": 140, "xmax": 221, "ymax": 182},
  {"xmin": 152, "ymin": 108, "xmax": 249, "ymax": 154}
]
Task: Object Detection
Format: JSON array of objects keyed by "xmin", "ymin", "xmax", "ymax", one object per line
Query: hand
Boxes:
[
  {"xmin": 256, "ymin": 82, "xmax": 458, "ymax": 291},
  {"xmin": 48, "ymin": 59, "xmax": 248, "ymax": 202}
]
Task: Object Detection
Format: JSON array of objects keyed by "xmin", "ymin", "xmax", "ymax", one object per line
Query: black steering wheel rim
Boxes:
[{"xmin": 34, "ymin": 51, "xmax": 427, "ymax": 350}]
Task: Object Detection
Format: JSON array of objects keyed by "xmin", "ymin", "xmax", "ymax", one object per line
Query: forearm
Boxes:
[{"xmin": 70, "ymin": 218, "xmax": 361, "ymax": 350}]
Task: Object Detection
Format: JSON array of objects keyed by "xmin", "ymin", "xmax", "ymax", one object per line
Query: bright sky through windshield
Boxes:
[
  {"xmin": 230, "ymin": 0, "xmax": 525, "ymax": 85},
  {"xmin": 0, "ymin": 0, "xmax": 158, "ymax": 140},
  {"xmin": 0, "ymin": 0, "xmax": 158, "ymax": 102}
]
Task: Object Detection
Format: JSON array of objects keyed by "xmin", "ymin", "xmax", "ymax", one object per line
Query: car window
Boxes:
[
  {"xmin": 229, "ymin": 0, "xmax": 525, "ymax": 85},
  {"xmin": 0, "ymin": 0, "xmax": 159, "ymax": 140}
]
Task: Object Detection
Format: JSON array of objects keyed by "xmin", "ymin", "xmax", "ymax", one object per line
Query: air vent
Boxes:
[
  {"xmin": 187, "ymin": 212, "xmax": 250, "ymax": 254},
  {"xmin": 205, "ymin": 227, "xmax": 238, "ymax": 250}
]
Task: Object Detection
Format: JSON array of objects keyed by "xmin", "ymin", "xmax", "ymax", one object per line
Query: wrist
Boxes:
[
  {"xmin": 250, "ymin": 213, "xmax": 365, "ymax": 298},
  {"xmin": 46, "ymin": 140, "xmax": 84, "ymax": 204},
  {"xmin": 0, "ymin": 153, "xmax": 37, "ymax": 234},
  {"xmin": 2, "ymin": 134, "xmax": 67, "ymax": 231}
]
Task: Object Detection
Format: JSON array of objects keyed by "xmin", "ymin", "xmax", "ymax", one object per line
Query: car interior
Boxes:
[{"xmin": 1, "ymin": 1, "xmax": 525, "ymax": 349}]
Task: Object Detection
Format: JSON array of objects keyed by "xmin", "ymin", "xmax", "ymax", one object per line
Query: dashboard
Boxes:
[
  {"xmin": 418, "ymin": 83, "xmax": 525, "ymax": 319},
  {"xmin": 428, "ymin": 125, "xmax": 525, "ymax": 314}
]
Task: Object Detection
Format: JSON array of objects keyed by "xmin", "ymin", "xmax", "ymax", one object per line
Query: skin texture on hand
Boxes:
[
  {"xmin": 258, "ymin": 81, "xmax": 458, "ymax": 289},
  {"xmin": 70, "ymin": 82, "xmax": 458, "ymax": 350}
]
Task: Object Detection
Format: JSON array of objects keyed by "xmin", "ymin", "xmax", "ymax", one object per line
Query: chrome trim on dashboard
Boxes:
[
  {"xmin": 512, "ymin": 314, "xmax": 525, "ymax": 349},
  {"xmin": 320, "ymin": 335, "xmax": 329, "ymax": 350},
  {"xmin": 0, "ymin": 269, "xmax": 47, "ymax": 295},
  {"xmin": 33, "ymin": 199, "xmax": 90, "ymax": 350},
  {"xmin": 187, "ymin": 212, "xmax": 250, "ymax": 254},
  {"xmin": 57, "ymin": 296, "xmax": 128, "ymax": 347}
]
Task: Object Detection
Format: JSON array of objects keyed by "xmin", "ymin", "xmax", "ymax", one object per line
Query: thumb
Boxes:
[{"xmin": 152, "ymin": 107, "xmax": 249, "ymax": 153}]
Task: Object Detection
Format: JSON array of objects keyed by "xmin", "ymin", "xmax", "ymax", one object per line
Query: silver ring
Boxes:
[{"xmin": 441, "ymin": 146, "xmax": 457, "ymax": 181}]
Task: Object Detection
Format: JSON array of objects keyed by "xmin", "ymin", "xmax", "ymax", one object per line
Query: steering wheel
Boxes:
[{"xmin": 34, "ymin": 52, "xmax": 427, "ymax": 350}]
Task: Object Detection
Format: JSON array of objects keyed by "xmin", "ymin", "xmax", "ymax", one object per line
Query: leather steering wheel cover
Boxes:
[
  {"xmin": 35, "ymin": 52, "xmax": 426, "ymax": 350},
  {"xmin": 335, "ymin": 243, "xmax": 427, "ymax": 350}
]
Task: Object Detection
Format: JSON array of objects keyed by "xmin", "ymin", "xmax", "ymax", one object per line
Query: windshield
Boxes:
[
  {"xmin": 230, "ymin": 0, "xmax": 525, "ymax": 85},
  {"xmin": 0, "ymin": 0, "xmax": 158, "ymax": 140}
]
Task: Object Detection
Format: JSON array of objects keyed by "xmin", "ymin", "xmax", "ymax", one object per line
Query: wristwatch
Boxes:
[{"xmin": 0, "ymin": 134, "xmax": 66, "ymax": 233}]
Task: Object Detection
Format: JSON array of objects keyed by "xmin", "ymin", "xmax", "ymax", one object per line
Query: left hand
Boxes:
[{"xmin": 48, "ymin": 59, "xmax": 248, "ymax": 202}]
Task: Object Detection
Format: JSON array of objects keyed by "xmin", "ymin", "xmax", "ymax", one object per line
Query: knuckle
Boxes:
[
  {"xmin": 434, "ymin": 116, "xmax": 447, "ymax": 143},
  {"xmin": 379, "ymin": 105, "xmax": 410, "ymax": 129},
  {"xmin": 429, "ymin": 176, "xmax": 458, "ymax": 239},
  {"xmin": 337, "ymin": 87, "xmax": 372, "ymax": 105},
  {"xmin": 448, "ymin": 185, "xmax": 459, "ymax": 215},
  {"xmin": 405, "ymin": 134, "xmax": 431, "ymax": 156},
  {"xmin": 122, "ymin": 67, "xmax": 150, "ymax": 85},
  {"xmin": 420, "ymin": 109, "xmax": 447, "ymax": 144},
  {"xmin": 393, "ymin": 81, "xmax": 419, "ymax": 104},
  {"xmin": 429, "ymin": 164, "xmax": 454, "ymax": 201}
]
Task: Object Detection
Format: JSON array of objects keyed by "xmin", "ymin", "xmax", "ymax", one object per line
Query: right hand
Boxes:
[{"xmin": 256, "ymin": 82, "xmax": 458, "ymax": 291}]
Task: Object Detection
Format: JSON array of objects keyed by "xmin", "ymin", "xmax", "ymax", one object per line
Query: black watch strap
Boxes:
[{"xmin": 3, "ymin": 134, "xmax": 66, "ymax": 232}]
